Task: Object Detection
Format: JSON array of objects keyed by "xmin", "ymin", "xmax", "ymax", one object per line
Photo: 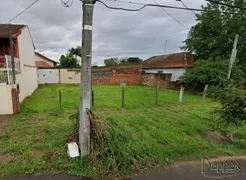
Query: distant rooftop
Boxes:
[
  {"xmin": 35, "ymin": 51, "xmax": 57, "ymax": 63},
  {"xmin": 143, "ymin": 52, "xmax": 194, "ymax": 69}
]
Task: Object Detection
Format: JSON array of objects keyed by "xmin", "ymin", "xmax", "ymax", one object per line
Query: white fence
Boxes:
[
  {"xmin": 38, "ymin": 69, "xmax": 81, "ymax": 84},
  {"xmin": 38, "ymin": 69, "xmax": 59, "ymax": 84}
]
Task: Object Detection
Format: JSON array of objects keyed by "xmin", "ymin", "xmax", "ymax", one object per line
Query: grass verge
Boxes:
[{"xmin": 1, "ymin": 84, "xmax": 246, "ymax": 179}]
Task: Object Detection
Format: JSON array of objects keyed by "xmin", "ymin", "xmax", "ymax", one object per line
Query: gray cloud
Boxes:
[{"xmin": 0, "ymin": 0, "xmax": 206, "ymax": 65}]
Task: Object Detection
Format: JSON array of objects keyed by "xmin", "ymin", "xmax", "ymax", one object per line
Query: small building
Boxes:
[
  {"xmin": 35, "ymin": 51, "xmax": 58, "ymax": 68},
  {"xmin": 0, "ymin": 24, "xmax": 38, "ymax": 114},
  {"xmin": 142, "ymin": 52, "xmax": 194, "ymax": 88}
]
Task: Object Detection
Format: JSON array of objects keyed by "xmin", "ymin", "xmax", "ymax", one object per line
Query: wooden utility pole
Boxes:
[
  {"xmin": 228, "ymin": 34, "xmax": 239, "ymax": 80},
  {"xmin": 9, "ymin": 24, "xmax": 16, "ymax": 84},
  {"xmin": 79, "ymin": 0, "xmax": 94, "ymax": 157}
]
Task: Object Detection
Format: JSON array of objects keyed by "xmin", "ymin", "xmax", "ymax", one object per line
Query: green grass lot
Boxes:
[{"xmin": 1, "ymin": 84, "xmax": 246, "ymax": 178}]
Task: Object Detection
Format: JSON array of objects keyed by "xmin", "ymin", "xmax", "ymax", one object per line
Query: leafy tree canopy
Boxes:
[
  {"xmin": 68, "ymin": 46, "xmax": 82, "ymax": 58},
  {"xmin": 183, "ymin": 0, "xmax": 246, "ymax": 66},
  {"xmin": 59, "ymin": 55, "xmax": 79, "ymax": 68},
  {"xmin": 104, "ymin": 57, "xmax": 119, "ymax": 66},
  {"xmin": 104, "ymin": 57, "xmax": 143, "ymax": 66},
  {"xmin": 127, "ymin": 57, "xmax": 143, "ymax": 64}
]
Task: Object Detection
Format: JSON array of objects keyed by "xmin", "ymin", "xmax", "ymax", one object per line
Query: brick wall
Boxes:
[
  {"xmin": 37, "ymin": 65, "xmax": 180, "ymax": 89},
  {"xmin": 141, "ymin": 73, "xmax": 177, "ymax": 89},
  {"xmin": 92, "ymin": 65, "xmax": 142, "ymax": 85}
]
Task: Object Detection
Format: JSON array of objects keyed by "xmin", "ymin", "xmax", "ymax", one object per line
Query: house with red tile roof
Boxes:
[
  {"xmin": 35, "ymin": 51, "xmax": 58, "ymax": 68},
  {"xmin": 143, "ymin": 52, "xmax": 194, "ymax": 82}
]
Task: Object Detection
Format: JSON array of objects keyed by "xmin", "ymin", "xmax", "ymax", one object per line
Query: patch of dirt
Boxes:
[
  {"xmin": 0, "ymin": 115, "xmax": 11, "ymax": 135},
  {"xmin": 205, "ymin": 130, "xmax": 228, "ymax": 143},
  {"xmin": 46, "ymin": 150, "xmax": 56, "ymax": 163},
  {"xmin": 32, "ymin": 150, "xmax": 44, "ymax": 161},
  {"xmin": 0, "ymin": 153, "xmax": 11, "ymax": 163}
]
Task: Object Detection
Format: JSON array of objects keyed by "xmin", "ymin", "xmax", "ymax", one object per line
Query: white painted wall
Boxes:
[
  {"xmin": 38, "ymin": 69, "xmax": 59, "ymax": 84},
  {"xmin": 143, "ymin": 68, "xmax": 186, "ymax": 82},
  {"xmin": 16, "ymin": 27, "xmax": 38, "ymax": 102},
  {"xmin": 0, "ymin": 85, "xmax": 13, "ymax": 115}
]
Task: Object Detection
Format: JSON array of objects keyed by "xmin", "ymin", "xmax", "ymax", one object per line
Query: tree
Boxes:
[
  {"xmin": 183, "ymin": 1, "xmax": 246, "ymax": 66},
  {"xmin": 210, "ymin": 85, "xmax": 246, "ymax": 142},
  {"xmin": 127, "ymin": 57, "xmax": 143, "ymax": 64},
  {"xmin": 59, "ymin": 55, "xmax": 79, "ymax": 68},
  {"xmin": 104, "ymin": 57, "xmax": 119, "ymax": 66},
  {"xmin": 68, "ymin": 46, "xmax": 82, "ymax": 58},
  {"xmin": 179, "ymin": 59, "xmax": 244, "ymax": 90},
  {"xmin": 119, "ymin": 58, "xmax": 128, "ymax": 65}
]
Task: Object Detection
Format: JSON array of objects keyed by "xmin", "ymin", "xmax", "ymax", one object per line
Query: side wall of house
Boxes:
[
  {"xmin": 0, "ymin": 85, "xmax": 13, "ymax": 115},
  {"xmin": 35, "ymin": 54, "xmax": 54, "ymax": 67},
  {"xmin": 143, "ymin": 68, "xmax": 186, "ymax": 82},
  {"xmin": 16, "ymin": 27, "xmax": 38, "ymax": 102}
]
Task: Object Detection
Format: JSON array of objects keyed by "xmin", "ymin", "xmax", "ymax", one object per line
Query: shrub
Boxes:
[
  {"xmin": 179, "ymin": 59, "xmax": 244, "ymax": 90},
  {"xmin": 210, "ymin": 85, "xmax": 246, "ymax": 142}
]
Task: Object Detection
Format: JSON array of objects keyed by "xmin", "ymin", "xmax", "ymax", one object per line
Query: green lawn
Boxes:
[{"xmin": 1, "ymin": 84, "xmax": 246, "ymax": 178}]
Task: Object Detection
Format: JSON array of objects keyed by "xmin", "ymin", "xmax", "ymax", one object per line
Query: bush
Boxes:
[
  {"xmin": 210, "ymin": 85, "xmax": 246, "ymax": 141},
  {"xmin": 179, "ymin": 59, "xmax": 244, "ymax": 90}
]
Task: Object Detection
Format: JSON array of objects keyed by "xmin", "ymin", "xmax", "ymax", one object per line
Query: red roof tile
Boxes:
[
  {"xmin": 143, "ymin": 52, "xmax": 194, "ymax": 69},
  {"xmin": 0, "ymin": 24, "xmax": 26, "ymax": 38},
  {"xmin": 35, "ymin": 51, "xmax": 57, "ymax": 64},
  {"xmin": 36, "ymin": 61, "xmax": 53, "ymax": 68}
]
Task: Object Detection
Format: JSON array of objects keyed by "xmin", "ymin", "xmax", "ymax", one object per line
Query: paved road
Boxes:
[
  {"xmin": 132, "ymin": 159, "xmax": 246, "ymax": 180},
  {"xmin": 7, "ymin": 157, "xmax": 246, "ymax": 180},
  {"xmin": 7, "ymin": 172, "xmax": 89, "ymax": 180}
]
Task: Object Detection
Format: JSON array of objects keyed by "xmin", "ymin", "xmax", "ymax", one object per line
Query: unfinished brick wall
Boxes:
[
  {"xmin": 141, "ymin": 73, "xmax": 174, "ymax": 89},
  {"xmin": 92, "ymin": 65, "xmax": 142, "ymax": 85}
]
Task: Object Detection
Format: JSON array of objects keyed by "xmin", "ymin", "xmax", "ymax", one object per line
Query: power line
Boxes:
[
  {"xmin": 105, "ymin": 0, "xmax": 145, "ymax": 5},
  {"xmin": 98, "ymin": 0, "xmax": 146, "ymax": 11},
  {"xmin": 5, "ymin": 0, "xmax": 40, "ymax": 24},
  {"xmin": 97, "ymin": 0, "xmax": 241, "ymax": 15},
  {"xmin": 152, "ymin": 0, "xmax": 189, "ymax": 30},
  {"xmin": 205, "ymin": 0, "xmax": 246, "ymax": 11},
  {"xmin": 178, "ymin": 0, "xmax": 196, "ymax": 16}
]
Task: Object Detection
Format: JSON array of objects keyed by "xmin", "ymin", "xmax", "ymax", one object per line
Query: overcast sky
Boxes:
[{"xmin": 0, "ymin": 0, "xmax": 207, "ymax": 65}]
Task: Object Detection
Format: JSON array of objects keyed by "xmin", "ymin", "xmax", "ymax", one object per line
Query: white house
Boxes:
[
  {"xmin": 0, "ymin": 24, "xmax": 38, "ymax": 114},
  {"xmin": 143, "ymin": 52, "xmax": 194, "ymax": 82}
]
